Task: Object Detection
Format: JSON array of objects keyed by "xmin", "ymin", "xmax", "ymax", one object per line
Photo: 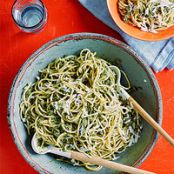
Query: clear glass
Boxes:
[{"xmin": 12, "ymin": 0, "xmax": 47, "ymax": 33}]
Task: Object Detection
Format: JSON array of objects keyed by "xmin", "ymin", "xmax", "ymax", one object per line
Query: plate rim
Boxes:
[{"xmin": 107, "ymin": 0, "xmax": 174, "ymax": 41}]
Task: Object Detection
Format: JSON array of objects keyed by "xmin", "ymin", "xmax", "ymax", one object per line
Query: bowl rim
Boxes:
[
  {"xmin": 8, "ymin": 32, "xmax": 162, "ymax": 174},
  {"xmin": 107, "ymin": 0, "xmax": 174, "ymax": 41}
]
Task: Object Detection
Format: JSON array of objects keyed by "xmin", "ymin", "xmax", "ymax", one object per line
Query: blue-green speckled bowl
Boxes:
[{"xmin": 8, "ymin": 33, "xmax": 162, "ymax": 174}]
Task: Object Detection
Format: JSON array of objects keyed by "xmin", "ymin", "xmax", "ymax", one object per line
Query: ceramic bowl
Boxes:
[
  {"xmin": 8, "ymin": 33, "xmax": 162, "ymax": 174},
  {"xmin": 107, "ymin": 0, "xmax": 174, "ymax": 41}
]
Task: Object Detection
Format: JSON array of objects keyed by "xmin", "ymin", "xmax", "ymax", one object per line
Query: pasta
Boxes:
[
  {"xmin": 20, "ymin": 49, "xmax": 142, "ymax": 171},
  {"xmin": 118, "ymin": 0, "xmax": 174, "ymax": 33}
]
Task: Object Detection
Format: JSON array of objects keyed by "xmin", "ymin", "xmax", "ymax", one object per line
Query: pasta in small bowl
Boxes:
[{"xmin": 107, "ymin": 0, "xmax": 174, "ymax": 41}]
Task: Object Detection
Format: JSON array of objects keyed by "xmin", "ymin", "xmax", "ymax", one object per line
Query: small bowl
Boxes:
[
  {"xmin": 8, "ymin": 33, "xmax": 162, "ymax": 174},
  {"xmin": 107, "ymin": 0, "xmax": 174, "ymax": 41}
]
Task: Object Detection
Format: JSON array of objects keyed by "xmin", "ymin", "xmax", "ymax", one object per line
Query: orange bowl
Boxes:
[{"xmin": 107, "ymin": 0, "xmax": 174, "ymax": 41}]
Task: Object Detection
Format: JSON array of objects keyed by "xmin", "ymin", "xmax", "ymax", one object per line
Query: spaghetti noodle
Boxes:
[
  {"xmin": 20, "ymin": 49, "xmax": 142, "ymax": 171},
  {"xmin": 118, "ymin": 0, "xmax": 174, "ymax": 33}
]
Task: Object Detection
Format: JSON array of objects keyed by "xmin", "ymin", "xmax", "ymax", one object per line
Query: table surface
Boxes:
[{"xmin": 0, "ymin": 1, "xmax": 174, "ymax": 174}]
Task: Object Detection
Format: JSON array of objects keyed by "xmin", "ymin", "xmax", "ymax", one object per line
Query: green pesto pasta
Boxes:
[
  {"xmin": 118, "ymin": 0, "xmax": 174, "ymax": 33},
  {"xmin": 20, "ymin": 49, "xmax": 142, "ymax": 171}
]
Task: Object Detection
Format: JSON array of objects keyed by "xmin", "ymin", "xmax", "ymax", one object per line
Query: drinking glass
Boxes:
[{"xmin": 12, "ymin": 0, "xmax": 47, "ymax": 33}]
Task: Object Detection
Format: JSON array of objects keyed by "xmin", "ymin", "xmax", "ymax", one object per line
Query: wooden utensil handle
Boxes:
[
  {"xmin": 71, "ymin": 151, "xmax": 155, "ymax": 174},
  {"xmin": 129, "ymin": 96, "xmax": 174, "ymax": 146}
]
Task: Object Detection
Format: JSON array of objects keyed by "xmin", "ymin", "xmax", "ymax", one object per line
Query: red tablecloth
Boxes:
[{"xmin": 0, "ymin": 1, "xmax": 174, "ymax": 174}]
